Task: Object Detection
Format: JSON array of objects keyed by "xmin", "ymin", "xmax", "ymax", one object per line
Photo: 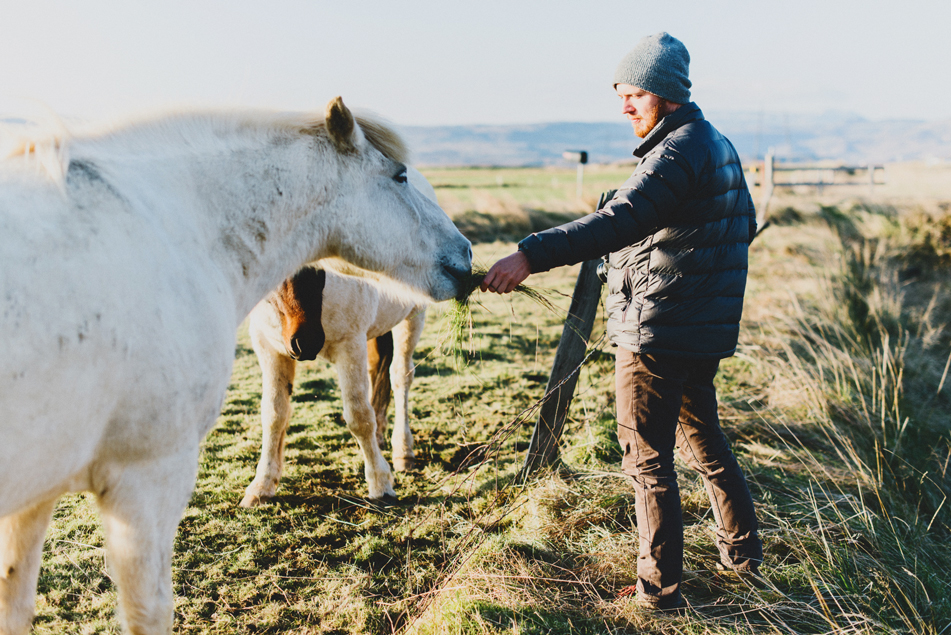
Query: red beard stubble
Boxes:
[{"xmin": 632, "ymin": 100, "xmax": 669, "ymax": 138}]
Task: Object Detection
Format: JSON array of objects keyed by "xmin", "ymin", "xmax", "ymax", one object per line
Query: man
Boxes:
[{"xmin": 481, "ymin": 32, "xmax": 762, "ymax": 609}]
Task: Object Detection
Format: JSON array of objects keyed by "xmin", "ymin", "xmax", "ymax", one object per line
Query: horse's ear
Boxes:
[{"xmin": 325, "ymin": 96, "xmax": 358, "ymax": 154}]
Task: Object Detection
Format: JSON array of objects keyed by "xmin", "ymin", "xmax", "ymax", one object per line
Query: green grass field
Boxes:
[
  {"xmin": 422, "ymin": 165, "xmax": 635, "ymax": 207},
  {"xmin": 28, "ymin": 170, "xmax": 951, "ymax": 634}
]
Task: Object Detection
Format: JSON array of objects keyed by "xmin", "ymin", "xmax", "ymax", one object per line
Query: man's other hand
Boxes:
[{"xmin": 480, "ymin": 251, "xmax": 531, "ymax": 294}]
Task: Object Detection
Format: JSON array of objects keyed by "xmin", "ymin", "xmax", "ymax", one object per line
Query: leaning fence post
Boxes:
[
  {"xmin": 758, "ymin": 150, "xmax": 774, "ymax": 228},
  {"xmin": 518, "ymin": 258, "xmax": 602, "ymax": 481}
]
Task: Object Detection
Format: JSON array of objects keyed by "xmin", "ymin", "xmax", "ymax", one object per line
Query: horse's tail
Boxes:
[{"xmin": 368, "ymin": 332, "xmax": 394, "ymax": 445}]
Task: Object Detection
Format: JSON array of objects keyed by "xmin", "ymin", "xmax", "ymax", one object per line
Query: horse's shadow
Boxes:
[{"xmin": 291, "ymin": 378, "xmax": 338, "ymax": 403}]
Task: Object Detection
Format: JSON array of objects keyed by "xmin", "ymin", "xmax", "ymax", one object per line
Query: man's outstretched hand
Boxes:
[{"xmin": 480, "ymin": 251, "xmax": 531, "ymax": 294}]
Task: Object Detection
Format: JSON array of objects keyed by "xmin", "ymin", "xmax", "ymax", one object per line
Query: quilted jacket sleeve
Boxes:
[{"xmin": 518, "ymin": 146, "xmax": 697, "ymax": 273}]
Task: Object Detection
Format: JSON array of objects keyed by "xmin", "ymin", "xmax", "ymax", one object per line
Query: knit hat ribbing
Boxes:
[{"xmin": 613, "ymin": 32, "xmax": 691, "ymax": 104}]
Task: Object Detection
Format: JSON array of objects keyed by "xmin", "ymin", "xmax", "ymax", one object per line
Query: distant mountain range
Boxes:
[
  {"xmin": 6, "ymin": 112, "xmax": 950, "ymax": 167},
  {"xmin": 399, "ymin": 111, "xmax": 951, "ymax": 167}
]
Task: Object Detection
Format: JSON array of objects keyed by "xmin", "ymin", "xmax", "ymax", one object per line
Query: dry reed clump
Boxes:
[
  {"xmin": 518, "ymin": 476, "xmax": 637, "ymax": 545},
  {"xmin": 406, "ymin": 523, "xmax": 617, "ymax": 634},
  {"xmin": 516, "ymin": 477, "xmax": 642, "ymax": 589},
  {"xmin": 726, "ymin": 205, "xmax": 951, "ymax": 632},
  {"xmin": 891, "ymin": 208, "xmax": 951, "ymax": 271}
]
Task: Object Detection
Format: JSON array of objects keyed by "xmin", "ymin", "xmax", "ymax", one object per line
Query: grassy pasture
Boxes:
[
  {"xmin": 30, "ymin": 166, "xmax": 951, "ymax": 633},
  {"xmin": 425, "ymin": 165, "xmax": 633, "ymax": 243}
]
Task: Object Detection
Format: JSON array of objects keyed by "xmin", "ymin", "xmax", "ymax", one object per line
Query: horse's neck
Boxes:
[
  {"xmin": 94, "ymin": 137, "xmax": 338, "ymax": 324},
  {"xmin": 207, "ymin": 158, "xmax": 336, "ymax": 320}
]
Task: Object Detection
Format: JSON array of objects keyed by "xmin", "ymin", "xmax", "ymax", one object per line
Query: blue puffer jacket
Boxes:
[{"xmin": 518, "ymin": 103, "xmax": 756, "ymax": 358}]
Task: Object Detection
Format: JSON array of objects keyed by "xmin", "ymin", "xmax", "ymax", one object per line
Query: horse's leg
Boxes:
[
  {"xmin": 367, "ymin": 332, "xmax": 394, "ymax": 450},
  {"xmin": 241, "ymin": 323, "xmax": 298, "ymax": 507},
  {"xmin": 0, "ymin": 498, "xmax": 57, "ymax": 635},
  {"xmin": 336, "ymin": 338, "xmax": 395, "ymax": 499},
  {"xmin": 96, "ymin": 449, "xmax": 197, "ymax": 635},
  {"xmin": 389, "ymin": 309, "xmax": 425, "ymax": 471}
]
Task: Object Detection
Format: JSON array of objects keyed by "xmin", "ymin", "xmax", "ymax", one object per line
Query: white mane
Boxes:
[
  {"xmin": 1, "ymin": 121, "xmax": 70, "ymax": 183},
  {"xmin": 1, "ymin": 107, "xmax": 407, "ymax": 184}
]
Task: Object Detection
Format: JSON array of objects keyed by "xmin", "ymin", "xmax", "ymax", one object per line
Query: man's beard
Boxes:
[{"xmin": 632, "ymin": 101, "xmax": 666, "ymax": 138}]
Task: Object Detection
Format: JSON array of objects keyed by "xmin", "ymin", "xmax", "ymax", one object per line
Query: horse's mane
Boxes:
[
  {"xmin": 0, "ymin": 120, "xmax": 69, "ymax": 182},
  {"xmin": 349, "ymin": 115, "xmax": 408, "ymax": 164},
  {"xmin": 1, "ymin": 108, "xmax": 409, "ymax": 183},
  {"xmin": 257, "ymin": 110, "xmax": 409, "ymax": 164}
]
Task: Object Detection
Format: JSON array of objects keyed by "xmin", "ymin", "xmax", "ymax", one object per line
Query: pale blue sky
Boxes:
[{"xmin": 2, "ymin": 0, "xmax": 949, "ymax": 126}]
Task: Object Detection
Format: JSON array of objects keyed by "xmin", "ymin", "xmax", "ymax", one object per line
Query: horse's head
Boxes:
[
  {"xmin": 269, "ymin": 265, "xmax": 326, "ymax": 361},
  {"xmin": 315, "ymin": 97, "xmax": 472, "ymax": 302}
]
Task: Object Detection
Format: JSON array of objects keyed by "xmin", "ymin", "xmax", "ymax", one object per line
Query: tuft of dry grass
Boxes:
[{"xmin": 436, "ymin": 264, "xmax": 562, "ymax": 362}]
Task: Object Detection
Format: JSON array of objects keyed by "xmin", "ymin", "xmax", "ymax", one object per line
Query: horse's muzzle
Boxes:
[
  {"xmin": 442, "ymin": 263, "xmax": 470, "ymax": 282},
  {"xmin": 288, "ymin": 334, "xmax": 322, "ymax": 362},
  {"xmin": 442, "ymin": 263, "xmax": 472, "ymax": 300}
]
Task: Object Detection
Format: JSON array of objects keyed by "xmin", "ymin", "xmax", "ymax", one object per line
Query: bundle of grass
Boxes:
[{"xmin": 437, "ymin": 264, "xmax": 560, "ymax": 361}]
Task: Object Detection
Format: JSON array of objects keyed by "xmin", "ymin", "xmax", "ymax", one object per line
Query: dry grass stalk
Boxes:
[{"xmin": 437, "ymin": 264, "xmax": 560, "ymax": 360}]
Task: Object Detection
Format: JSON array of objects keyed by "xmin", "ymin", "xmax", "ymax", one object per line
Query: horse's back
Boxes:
[
  {"xmin": 318, "ymin": 271, "xmax": 424, "ymax": 353},
  {"xmin": 0, "ymin": 163, "xmax": 236, "ymax": 514}
]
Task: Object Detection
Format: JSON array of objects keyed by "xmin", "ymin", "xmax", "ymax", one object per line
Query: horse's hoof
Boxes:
[
  {"xmin": 239, "ymin": 492, "xmax": 272, "ymax": 508},
  {"xmin": 392, "ymin": 457, "xmax": 415, "ymax": 472},
  {"xmin": 367, "ymin": 493, "xmax": 401, "ymax": 509}
]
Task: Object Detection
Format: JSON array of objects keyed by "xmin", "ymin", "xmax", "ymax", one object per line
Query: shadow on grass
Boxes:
[{"xmin": 292, "ymin": 378, "xmax": 337, "ymax": 402}]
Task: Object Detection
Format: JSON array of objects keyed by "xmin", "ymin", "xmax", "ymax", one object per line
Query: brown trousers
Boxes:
[{"xmin": 616, "ymin": 349, "xmax": 762, "ymax": 606}]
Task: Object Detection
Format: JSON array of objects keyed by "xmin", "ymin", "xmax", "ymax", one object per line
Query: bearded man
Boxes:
[{"xmin": 481, "ymin": 32, "xmax": 762, "ymax": 609}]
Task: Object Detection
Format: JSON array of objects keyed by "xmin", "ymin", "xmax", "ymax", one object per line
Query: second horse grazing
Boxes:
[{"xmin": 241, "ymin": 167, "xmax": 439, "ymax": 506}]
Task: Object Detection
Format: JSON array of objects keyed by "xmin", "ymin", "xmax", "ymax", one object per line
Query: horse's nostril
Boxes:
[{"xmin": 442, "ymin": 264, "xmax": 470, "ymax": 283}]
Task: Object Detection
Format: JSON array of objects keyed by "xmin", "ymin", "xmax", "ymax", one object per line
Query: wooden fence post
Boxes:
[
  {"xmin": 518, "ymin": 258, "xmax": 602, "ymax": 481},
  {"xmin": 758, "ymin": 150, "xmax": 774, "ymax": 228}
]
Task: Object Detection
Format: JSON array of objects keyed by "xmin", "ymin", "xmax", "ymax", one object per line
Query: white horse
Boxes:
[
  {"xmin": 0, "ymin": 98, "xmax": 471, "ymax": 635},
  {"xmin": 241, "ymin": 168, "xmax": 436, "ymax": 507}
]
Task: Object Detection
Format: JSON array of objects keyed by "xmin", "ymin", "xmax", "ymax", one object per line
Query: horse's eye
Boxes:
[{"xmin": 394, "ymin": 171, "xmax": 408, "ymax": 184}]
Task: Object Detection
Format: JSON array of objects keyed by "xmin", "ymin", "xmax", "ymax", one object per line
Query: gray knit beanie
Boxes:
[{"xmin": 613, "ymin": 32, "xmax": 691, "ymax": 104}]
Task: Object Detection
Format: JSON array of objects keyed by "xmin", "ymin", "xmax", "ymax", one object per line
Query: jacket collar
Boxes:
[{"xmin": 633, "ymin": 102, "xmax": 704, "ymax": 158}]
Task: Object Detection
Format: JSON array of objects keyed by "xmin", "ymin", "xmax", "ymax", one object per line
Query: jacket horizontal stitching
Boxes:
[
  {"xmin": 639, "ymin": 293, "xmax": 747, "ymax": 302},
  {"xmin": 653, "ymin": 266, "xmax": 749, "ymax": 275},
  {"xmin": 641, "ymin": 320, "xmax": 742, "ymax": 327},
  {"xmin": 642, "ymin": 170, "xmax": 681, "ymax": 200},
  {"xmin": 639, "ymin": 286, "xmax": 747, "ymax": 296}
]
